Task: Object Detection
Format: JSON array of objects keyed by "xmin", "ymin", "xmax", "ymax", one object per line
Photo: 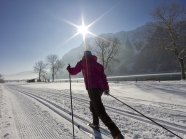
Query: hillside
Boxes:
[{"xmin": 58, "ymin": 23, "xmax": 183, "ymax": 79}]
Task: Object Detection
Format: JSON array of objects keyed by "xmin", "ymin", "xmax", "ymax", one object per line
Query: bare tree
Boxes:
[
  {"xmin": 149, "ymin": 1, "xmax": 186, "ymax": 79},
  {"xmin": 46, "ymin": 54, "xmax": 65, "ymax": 82},
  {"xmin": 41, "ymin": 72, "xmax": 48, "ymax": 82},
  {"xmin": 33, "ymin": 61, "xmax": 47, "ymax": 82},
  {"xmin": 0, "ymin": 74, "xmax": 5, "ymax": 83},
  {"xmin": 87, "ymin": 36, "xmax": 121, "ymax": 74}
]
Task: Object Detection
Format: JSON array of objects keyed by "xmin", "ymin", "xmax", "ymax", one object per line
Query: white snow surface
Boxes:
[{"xmin": 0, "ymin": 81, "xmax": 186, "ymax": 139}]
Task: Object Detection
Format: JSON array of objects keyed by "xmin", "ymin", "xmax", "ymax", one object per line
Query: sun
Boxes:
[
  {"xmin": 77, "ymin": 19, "xmax": 89, "ymax": 43},
  {"xmin": 48, "ymin": 0, "xmax": 122, "ymax": 48},
  {"xmin": 78, "ymin": 25, "xmax": 88, "ymax": 35}
]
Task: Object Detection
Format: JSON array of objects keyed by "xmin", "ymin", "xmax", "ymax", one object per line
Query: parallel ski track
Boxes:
[
  {"xmin": 12, "ymin": 86, "xmax": 186, "ymax": 117},
  {"xmin": 28, "ymin": 87, "xmax": 186, "ymax": 116},
  {"xmin": 22, "ymin": 91, "xmax": 112, "ymax": 138},
  {"xmin": 27, "ymin": 88, "xmax": 186, "ymax": 134},
  {"xmin": 61, "ymin": 94, "xmax": 186, "ymax": 133},
  {"xmin": 6, "ymin": 85, "xmax": 186, "ymax": 137},
  {"xmin": 6, "ymin": 85, "xmax": 112, "ymax": 139}
]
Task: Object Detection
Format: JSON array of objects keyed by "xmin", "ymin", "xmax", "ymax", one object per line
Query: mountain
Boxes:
[
  {"xmin": 3, "ymin": 71, "xmax": 38, "ymax": 80},
  {"xmin": 57, "ymin": 22, "xmax": 184, "ymax": 79},
  {"xmin": 58, "ymin": 23, "xmax": 149, "ymax": 78}
]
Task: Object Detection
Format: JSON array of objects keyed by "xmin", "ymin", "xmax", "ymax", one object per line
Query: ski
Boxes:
[
  {"xmin": 87, "ymin": 124, "xmax": 112, "ymax": 138},
  {"xmin": 78, "ymin": 125, "xmax": 112, "ymax": 139},
  {"xmin": 77, "ymin": 125, "xmax": 95, "ymax": 139}
]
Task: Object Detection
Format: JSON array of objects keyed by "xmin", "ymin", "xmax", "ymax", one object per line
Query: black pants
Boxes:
[{"xmin": 87, "ymin": 88, "xmax": 121, "ymax": 138}]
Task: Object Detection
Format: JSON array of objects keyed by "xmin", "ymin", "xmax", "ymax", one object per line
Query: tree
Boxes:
[
  {"xmin": 41, "ymin": 72, "xmax": 48, "ymax": 82},
  {"xmin": 33, "ymin": 61, "xmax": 47, "ymax": 82},
  {"xmin": 87, "ymin": 36, "xmax": 121, "ymax": 74},
  {"xmin": 0, "ymin": 74, "xmax": 5, "ymax": 83},
  {"xmin": 149, "ymin": 1, "xmax": 186, "ymax": 79},
  {"xmin": 46, "ymin": 54, "xmax": 65, "ymax": 82}
]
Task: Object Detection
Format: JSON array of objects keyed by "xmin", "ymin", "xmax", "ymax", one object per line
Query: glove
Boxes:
[
  {"xmin": 66, "ymin": 64, "xmax": 71, "ymax": 70},
  {"xmin": 104, "ymin": 90, "xmax": 110, "ymax": 96}
]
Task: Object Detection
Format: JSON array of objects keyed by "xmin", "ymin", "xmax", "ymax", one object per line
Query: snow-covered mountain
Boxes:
[
  {"xmin": 57, "ymin": 23, "xmax": 156, "ymax": 78},
  {"xmin": 58, "ymin": 22, "xmax": 183, "ymax": 79}
]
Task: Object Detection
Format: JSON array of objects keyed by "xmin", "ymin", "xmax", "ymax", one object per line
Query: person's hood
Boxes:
[{"xmin": 82, "ymin": 55, "xmax": 97, "ymax": 61}]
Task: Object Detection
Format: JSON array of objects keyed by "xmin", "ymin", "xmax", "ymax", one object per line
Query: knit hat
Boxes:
[{"xmin": 84, "ymin": 50, "xmax": 92, "ymax": 56}]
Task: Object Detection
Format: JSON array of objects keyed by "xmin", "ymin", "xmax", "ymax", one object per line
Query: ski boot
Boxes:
[
  {"xmin": 88, "ymin": 123, "xmax": 100, "ymax": 130},
  {"xmin": 114, "ymin": 133, "xmax": 124, "ymax": 139}
]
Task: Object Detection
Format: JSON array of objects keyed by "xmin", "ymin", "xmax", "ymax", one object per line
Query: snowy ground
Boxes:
[{"xmin": 0, "ymin": 81, "xmax": 186, "ymax": 139}]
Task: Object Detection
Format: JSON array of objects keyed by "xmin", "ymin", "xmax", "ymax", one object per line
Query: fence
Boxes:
[{"xmin": 5, "ymin": 72, "xmax": 184, "ymax": 83}]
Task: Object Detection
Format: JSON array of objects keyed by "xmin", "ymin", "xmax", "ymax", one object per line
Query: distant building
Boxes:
[{"xmin": 27, "ymin": 79, "xmax": 36, "ymax": 83}]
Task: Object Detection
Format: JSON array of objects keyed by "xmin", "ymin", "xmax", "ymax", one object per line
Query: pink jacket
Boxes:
[{"xmin": 67, "ymin": 55, "xmax": 109, "ymax": 90}]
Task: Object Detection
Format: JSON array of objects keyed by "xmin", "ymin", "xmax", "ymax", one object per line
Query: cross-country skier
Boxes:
[{"xmin": 67, "ymin": 50, "xmax": 124, "ymax": 139}]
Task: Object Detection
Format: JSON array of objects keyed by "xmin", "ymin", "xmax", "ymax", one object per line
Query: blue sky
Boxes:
[{"xmin": 1, "ymin": 0, "xmax": 186, "ymax": 75}]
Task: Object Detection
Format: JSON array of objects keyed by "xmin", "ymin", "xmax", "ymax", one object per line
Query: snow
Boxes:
[{"xmin": 0, "ymin": 81, "xmax": 186, "ymax": 139}]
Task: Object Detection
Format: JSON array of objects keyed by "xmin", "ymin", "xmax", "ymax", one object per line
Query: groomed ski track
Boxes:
[
  {"xmin": 2, "ymin": 83, "xmax": 186, "ymax": 139},
  {"xmin": 2, "ymin": 84, "xmax": 111, "ymax": 139}
]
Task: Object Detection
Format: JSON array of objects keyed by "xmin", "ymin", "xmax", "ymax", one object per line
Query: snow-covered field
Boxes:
[{"xmin": 0, "ymin": 81, "xmax": 186, "ymax": 139}]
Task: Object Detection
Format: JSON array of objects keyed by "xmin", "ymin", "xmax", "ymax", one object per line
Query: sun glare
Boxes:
[
  {"xmin": 49, "ymin": 1, "xmax": 121, "ymax": 48},
  {"xmin": 78, "ymin": 25, "xmax": 88, "ymax": 35}
]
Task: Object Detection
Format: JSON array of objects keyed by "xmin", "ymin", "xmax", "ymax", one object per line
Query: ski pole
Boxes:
[
  {"xmin": 68, "ymin": 64, "xmax": 75, "ymax": 139},
  {"xmin": 109, "ymin": 94, "xmax": 183, "ymax": 139}
]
